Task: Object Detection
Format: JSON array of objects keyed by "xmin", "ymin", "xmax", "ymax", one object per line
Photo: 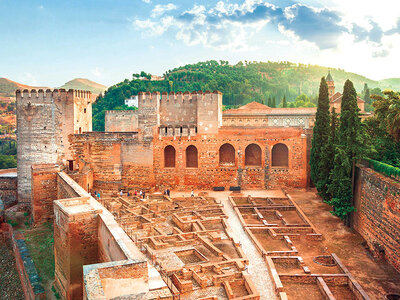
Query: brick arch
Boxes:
[
  {"xmin": 219, "ymin": 143, "xmax": 235, "ymax": 166},
  {"xmin": 186, "ymin": 145, "xmax": 198, "ymax": 168},
  {"xmin": 164, "ymin": 145, "xmax": 176, "ymax": 168},
  {"xmin": 271, "ymin": 143, "xmax": 289, "ymax": 167},
  {"xmin": 245, "ymin": 143, "xmax": 262, "ymax": 166}
]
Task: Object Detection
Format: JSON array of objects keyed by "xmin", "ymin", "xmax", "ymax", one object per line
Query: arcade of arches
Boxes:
[{"xmin": 164, "ymin": 142, "xmax": 289, "ymax": 169}]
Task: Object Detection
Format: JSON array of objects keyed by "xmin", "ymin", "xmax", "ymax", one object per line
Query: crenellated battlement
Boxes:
[
  {"xmin": 137, "ymin": 90, "xmax": 221, "ymax": 103},
  {"xmin": 16, "ymin": 88, "xmax": 92, "ymax": 100}
]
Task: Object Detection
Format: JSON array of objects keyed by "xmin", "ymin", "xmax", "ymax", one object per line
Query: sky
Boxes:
[{"xmin": 0, "ymin": 0, "xmax": 399, "ymax": 87}]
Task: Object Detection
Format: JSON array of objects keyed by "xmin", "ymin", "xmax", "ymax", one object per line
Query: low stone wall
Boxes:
[
  {"xmin": 353, "ymin": 165, "xmax": 400, "ymax": 272},
  {"xmin": 0, "ymin": 168, "xmax": 17, "ymax": 209},
  {"xmin": 1, "ymin": 223, "xmax": 45, "ymax": 300}
]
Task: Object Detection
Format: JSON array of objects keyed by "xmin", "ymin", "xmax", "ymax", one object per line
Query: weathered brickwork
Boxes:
[
  {"xmin": 0, "ymin": 168, "xmax": 17, "ymax": 209},
  {"xmin": 69, "ymin": 127, "xmax": 307, "ymax": 192},
  {"xmin": 54, "ymin": 197, "xmax": 100, "ymax": 300},
  {"xmin": 105, "ymin": 110, "xmax": 138, "ymax": 132},
  {"xmin": 16, "ymin": 89, "xmax": 93, "ymax": 204},
  {"xmin": 353, "ymin": 166, "xmax": 400, "ymax": 272},
  {"xmin": 31, "ymin": 164, "xmax": 60, "ymax": 224}
]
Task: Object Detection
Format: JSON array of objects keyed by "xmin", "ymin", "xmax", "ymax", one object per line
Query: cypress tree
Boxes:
[
  {"xmin": 282, "ymin": 96, "xmax": 287, "ymax": 108},
  {"xmin": 328, "ymin": 79, "xmax": 368, "ymax": 221},
  {"xmin": 310, "ymin": 77, "xmax": 331, "ymax": 191},
  {"xmin": 272, "ymin": 97, "xmax": 276, "ymax": 108},
  {"xmin": 317, "ymin": 107, "xmax": 338, "ymax": 201},
  {"xmin": 364, "ymin": 88, "xmax": 371, "ymax": 105},
  {"xmin": 267, "ymin": 97, "xmax": 272, "ymax": 107}
]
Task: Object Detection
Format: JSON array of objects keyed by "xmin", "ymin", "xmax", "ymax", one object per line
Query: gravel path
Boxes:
[
  {"xmin": 0, "ymin": 235, "xmax": 25, "ymax": 300},
  {"xmin": 219, "ymin": 194, "xmax": 277, "ymax": 300}
]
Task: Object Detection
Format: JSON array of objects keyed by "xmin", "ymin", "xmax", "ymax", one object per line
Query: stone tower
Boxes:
[
  {"xmin": 196, "ymin": 90, "xmax": 223, "ymax": 134},
  {"xmin": 16, "ymin": 89, "xmax": 92, "ymax": 205},
  {"xmin": 326, "ymin": 71, "xmax": 335, "ymax": 98},
  {"xmin": 138, "ymin": 91, "xmax": 160, "ymax": 139}
]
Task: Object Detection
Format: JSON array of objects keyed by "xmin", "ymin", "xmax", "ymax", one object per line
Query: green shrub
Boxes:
[{"xmin": 364, "ymin": 158, "xmax": 400, "ymax": 180}]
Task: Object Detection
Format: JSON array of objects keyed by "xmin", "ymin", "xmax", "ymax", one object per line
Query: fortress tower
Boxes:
[
  {"xmin": 16, "ymin": 89, "xmax": 92, "ymax": 205},
  {"xmin": 326, "ymin": 71, "xmax": 335, "ymax": 98}
]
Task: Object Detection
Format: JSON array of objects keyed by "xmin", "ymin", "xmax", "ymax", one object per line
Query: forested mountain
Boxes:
[{"xmin": 92, "ymin": 60, "xmax": 398, "ymax": 131}]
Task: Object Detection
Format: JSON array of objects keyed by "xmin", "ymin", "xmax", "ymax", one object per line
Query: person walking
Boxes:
[
  {"xmin": 167, "ymin": 189, "xmax": 170, "ymax": 197},
  {"xmin": 120, "ymin": 190, "xmax": 123, "ymax": 197},
  {"xmin": 191, "ymin": 190, "xmax": 194, "ymax": 197}
]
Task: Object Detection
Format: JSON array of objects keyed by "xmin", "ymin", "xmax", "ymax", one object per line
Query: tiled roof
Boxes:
[
  {"xmin": 223, "ymin": 101, "xmax": 317, "ymax": 116},
  {"xmin": 223, "ymin": 101, "xmax": 270, "ymax": 114},
  {"xmin": 330, "ymin": 92, "xmax": 365, "ymax": 103}
]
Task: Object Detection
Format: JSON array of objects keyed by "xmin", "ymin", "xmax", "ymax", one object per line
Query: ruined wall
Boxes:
[
  {"xmin": 353, "ymin": 165, "xmax": 400, "ymax": 272},
  {"xmin": 0, "ymin": 168, "xmax": 17, "ymax": 209},
  {"xmin": 105, "ymin": 110, "xmax": 138, "ymax": 132},
  {"xmin": 31, "ymin": 164, "xmax": 60, "ymax": 224},
  {"xmin": 16, "ymin": 89, "xmax": 92, "ymax": 204},
  {"xmin": 70, "ymin": 132, "xmax": 153, "ymax": 192}
]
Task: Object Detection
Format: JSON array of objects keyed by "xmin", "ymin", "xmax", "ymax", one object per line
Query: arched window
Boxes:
[
  {"xmin": 271, "ymin": 143, "xmax": 289, "ymax": 167},
  {"xmin": 186, "ymin": 145, "xmax": 198, "ymax": 168},
  {"xmin": 219, "ymin": 143, "xmax": 235, "ymax": 166},
  {"xmin": 164, "ymin": 145, "xmax": 176, "ymax": 168},
  {"xmin": 245, "ymin": 144, "xmax": 262, "ymax": 166}
]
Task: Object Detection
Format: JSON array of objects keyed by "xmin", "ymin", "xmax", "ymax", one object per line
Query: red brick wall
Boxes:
[
  {"xmin": 70, "ymin": 127, "xmax": 308, "ymax": 193},
  {"xmin": 54, "ymin": 204, "xmax": 99, "ymax": 300},
  {"xmin": 31, "ymin": 164, "xmax": 60, "ymax": 224},
  {"xmin": 353, "ymin": 166, "xmax": 400, "ymax": 272}
]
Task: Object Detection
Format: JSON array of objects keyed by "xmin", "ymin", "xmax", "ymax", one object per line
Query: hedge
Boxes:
[{"xmin": 364, "ymin": 158, "xmax": 400, "ymax": 181}]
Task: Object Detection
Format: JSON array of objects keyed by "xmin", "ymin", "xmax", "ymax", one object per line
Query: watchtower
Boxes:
[{"xmin": 16, "ymin": 89, "xmax": 92, "ymax": 205}]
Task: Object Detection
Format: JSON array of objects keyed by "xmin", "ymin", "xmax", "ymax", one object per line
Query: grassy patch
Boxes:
[{"xmin": 24, "ymin": 222, "xmax": 55, "ymax": 284}]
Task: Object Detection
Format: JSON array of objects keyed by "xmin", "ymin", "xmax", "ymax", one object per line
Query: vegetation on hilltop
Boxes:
[
  {"xmin": 0, "ymin": 140, "xmax": 16, "ymax": 169},
  {"xmin": 92, "ymin": 60, "xmax": 397, "ymax": 131}
]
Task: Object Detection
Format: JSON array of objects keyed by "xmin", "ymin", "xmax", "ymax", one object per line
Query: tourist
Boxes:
[
  {"xmin": 120, "ymin": 190, "xmax": 123, "ymax": 196},
  {"xmin": 134, "ymin": 190, "xmax": 137, "ymax": 196},
  {"xmin": 127, "ymin": 191, "xmax": 130, "ymax": 197},
  {"xmin": 191, "ymin": 190, "xmax": 194, "ymax": 197},
  {"xmin": 97, "ymin": 192, "xmax": 101, "ymax": 199},
  {"xmin": 139, "ymin": 190, "xmax": 143, "ymax": 197},
  {"xmin": 167, "ymin": 189, "xmax": 170, "ymax": 197},
  {"xmin": 142, "ymin": 191, "xmax": 146, "ymax": 199}
]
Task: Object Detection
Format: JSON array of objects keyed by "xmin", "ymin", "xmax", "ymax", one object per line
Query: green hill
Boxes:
[
  {"xmin": 377, "ymin": 78, "xmax": 400, "ymax": 91},
  {"xmin": 59, "ymin": 78, "xmax": 107, "ymax": 95},
  {"xmin": 0, "ymin": 78, "xmax": 34, "ymax": 97},
  {"xmin": 93, "ymin": 60, "xmax": 399, "ymax": 131}
]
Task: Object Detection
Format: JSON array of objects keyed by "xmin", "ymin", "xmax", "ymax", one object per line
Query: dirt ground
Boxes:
[{"xmin": 288, "ymin": 188, "xmax": 400, "ymax": 300}]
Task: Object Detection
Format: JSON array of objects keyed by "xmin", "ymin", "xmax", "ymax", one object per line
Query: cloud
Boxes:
[
  {"xmin": 132, "ymin": 0, "xmax": 396, "ymax": 53},
  {"xmin": 351, "ymin": 20, "xmax": 384, "ymax": 44},
  {"xmin": 134, "ymin": 16, "xmax": 174, "ymax": 36},
  {"xmin": 372, "ymin": 48, "xmax": 389, "ymax": 58},
  {"xmin": 142, "ymin": 0, "xmax": 150, "ymax": 3},
  {"xmin": 151, "ymin": 3, "xmax": 177, "ymax": 18}
]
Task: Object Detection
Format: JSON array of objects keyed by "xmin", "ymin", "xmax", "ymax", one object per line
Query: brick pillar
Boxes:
[
  {"xmin": 54, "ymin": 198, "xmax": 100, "ymax": 299},
  {"xmin": 31, "ymin": 164, "xmax": 60, "ymax": 225}
]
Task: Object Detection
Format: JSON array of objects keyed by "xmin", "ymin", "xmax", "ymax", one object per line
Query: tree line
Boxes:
[{"xmin": 310, "ymin": 78, "xmax": 400, "ymax": 223}]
